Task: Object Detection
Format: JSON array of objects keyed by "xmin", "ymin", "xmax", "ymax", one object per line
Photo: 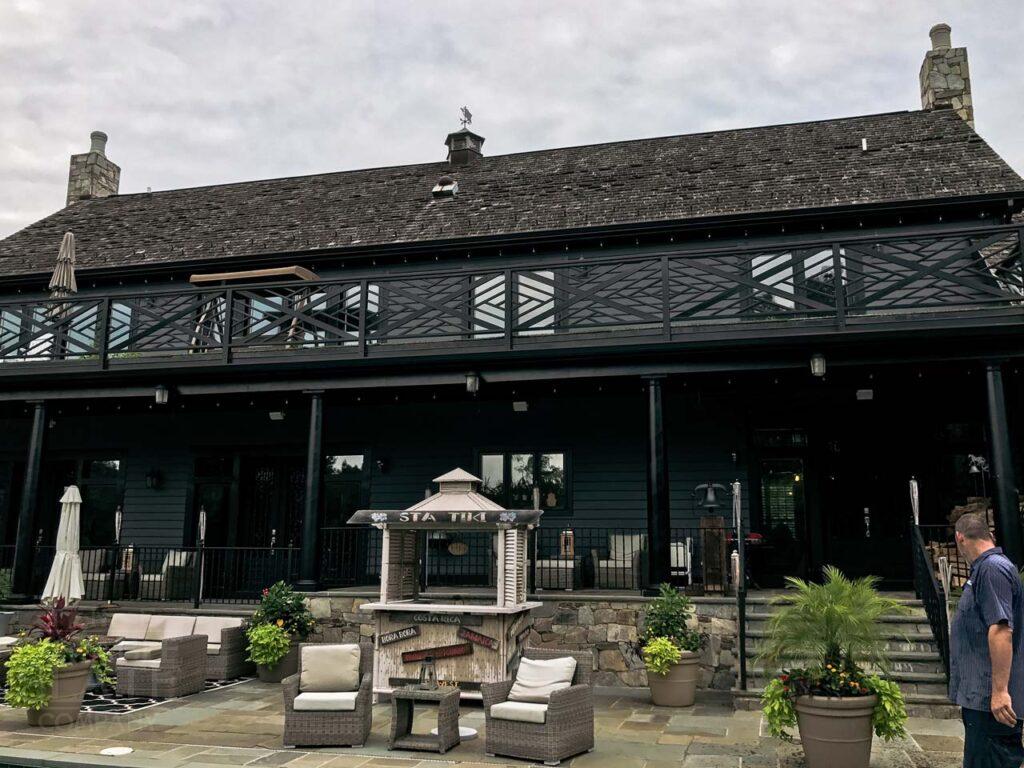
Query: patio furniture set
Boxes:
[
  {"xmin": 104, "ymin": 612, "xmax": 252, "ymax": 697},
  {"xmin": 282, "ymin": 642, "xmax": 595, "ymax": 766}
]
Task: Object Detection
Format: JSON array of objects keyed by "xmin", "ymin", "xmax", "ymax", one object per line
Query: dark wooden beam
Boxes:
[
  {"xmin": 11, "ymin": 401, "xmax": 46, "ymax": 600},
  {"xmin": 644, "ymin": 376, "xmax": 671, "ymax": 592},
  {"xmin": 986, "ymin": 362, "xmax": 1023, "ymax": 565},
  {"xmin": 296, "ymin": 391, "xmax": 324, "ymax": 591}
]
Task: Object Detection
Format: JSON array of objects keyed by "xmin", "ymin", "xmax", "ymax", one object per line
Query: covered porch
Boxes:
[{"xmin": 0, "ymin": 355, "xmax": 1020, "ymax": 608}]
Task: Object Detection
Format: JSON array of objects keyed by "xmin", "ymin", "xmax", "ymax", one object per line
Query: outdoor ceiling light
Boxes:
[
  {"xmin": 512, "ymin": 400, "xmax": 528, "ymax": 412},
  {"xmin": 465, "ymin": 373, "xmax": 480, "ymax": 394},
  {"xmin": 154, "ymin": 385, "xmax": 170, "ymax": 405},
  {"xmin": 810, "ymin": 353, "xmax": 826, "ymax": 378},
  {"xmin": 268, "ymin": 411, "xmax": 286, "ymax": 421}
]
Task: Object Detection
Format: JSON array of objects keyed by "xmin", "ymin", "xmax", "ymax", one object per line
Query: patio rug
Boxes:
[{"xmin": 1, "ymin": 677, "xmax": 254, "ymax": 716}]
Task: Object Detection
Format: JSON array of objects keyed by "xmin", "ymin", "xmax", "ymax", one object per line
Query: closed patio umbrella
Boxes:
[
  {"xmin": 196, "ymin": 506, "xmax": 207, "ymax": 603},
  {"xmin": 48, "ymin": 232, "xmax": 79, "ymax": 300},
  {"xmin": 41, "ymin": 485, "xmax": 85, "ymax": 602}
]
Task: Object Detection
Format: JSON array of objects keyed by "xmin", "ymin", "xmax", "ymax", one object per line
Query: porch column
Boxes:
[
  {"xmin": 645, "ymin": 376, "xmax": 671, "ymax": 591},
  {"xmin": 12, "ymin": 401, "xmax": 47, "ymax": 599},
  {"xmin": 986, "ymin": 363, "xmax": 1023, "ymax": 564},
  {"xmin": 296, "ymin": 391, "xmax": 323, "ymax": 591}
]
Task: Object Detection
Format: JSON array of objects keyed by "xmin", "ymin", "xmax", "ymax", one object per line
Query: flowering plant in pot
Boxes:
[
  {"xmin": 640, "ymin": 583, "xmax": 701, "ymax": 706},
  {"xmin": 246, "ymin": 582, "xmax": 315, "ymax": 682},
  {"xmin": 5, "ymin": 599, "xmax": 113, "ymax": 726},
  {"xmin": 759, "ymin": 567, "xmax": 909, "ymax": 768}
]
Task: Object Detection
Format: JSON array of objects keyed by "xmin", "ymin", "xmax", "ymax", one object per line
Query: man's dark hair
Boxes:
[{"xmin": 955, "ymin": 512, "xmax": 995, "ymax": 542}]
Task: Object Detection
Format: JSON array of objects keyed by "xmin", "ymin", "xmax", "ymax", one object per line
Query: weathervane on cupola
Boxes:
[{"xmin": 459, "ymin": 106, "xmax": 472, "ymax": 129}]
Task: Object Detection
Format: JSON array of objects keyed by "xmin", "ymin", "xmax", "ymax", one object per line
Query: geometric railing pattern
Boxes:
[{"xmin": 0, "ymin": 224, "xmax": 1020, "ymax": 369}]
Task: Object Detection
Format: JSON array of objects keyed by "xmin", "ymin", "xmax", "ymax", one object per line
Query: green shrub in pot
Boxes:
[
  {"xmin": 758, "ymin": 566, "xmax": 909, "ymax": 768},
  {"xmin": 639, "ymin": 584, "xmax": 701, "ymax": 706},
  {"xmin": 246, "ymin": 622, "xmax": 292, "ymax": 668}
]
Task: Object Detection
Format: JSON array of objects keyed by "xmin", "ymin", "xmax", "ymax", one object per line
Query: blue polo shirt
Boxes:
[{"xmin": 949, "ymin": 547, "xmax": 1024, "ymax": 713}]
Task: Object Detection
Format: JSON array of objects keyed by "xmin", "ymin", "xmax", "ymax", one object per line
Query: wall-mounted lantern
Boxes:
[
  {"xmin": 154, "ymin": 385, "xmax": 170, "ymax": 405},
  {"xmin": 145, "ymin": 469, "xmax": 163, "ymax": 490},
  {"xmin": 810, "ymin": 353, "xmax": 827, "ymax": 378}
]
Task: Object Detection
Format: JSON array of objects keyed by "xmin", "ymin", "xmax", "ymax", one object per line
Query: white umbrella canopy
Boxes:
[
  {"xmin": 909, "ymin": 477, "xmax": 920, "ymax": 526},
  {"xmin": 41, "ymin": 485, "xmax": 85, "ymax": 602}
]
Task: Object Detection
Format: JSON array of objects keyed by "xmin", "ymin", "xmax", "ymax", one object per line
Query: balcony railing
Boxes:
[{"xmin": 0, "ymin": 224, "xmax": 1021, "ymax": 373}]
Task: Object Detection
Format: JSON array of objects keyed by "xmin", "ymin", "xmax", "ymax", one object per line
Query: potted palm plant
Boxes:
[
  {"xmin": 759, "ymin": 567, "xmax": 909, "ymax": 768},
  {"xmin": 246, "ymin": 581, "xmax": 315, "ymax": 682},
  {"xmin": 640, "ymin": 583, "xmax": 702, "ymax": 706},
  {"xmin": 5, "ymin": 599, "xmax": 112, "ymax": 726}
]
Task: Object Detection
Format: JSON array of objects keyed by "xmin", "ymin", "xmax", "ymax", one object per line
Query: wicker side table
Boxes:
[{"xmin": 388, "ymin": 686, "xmax": 461, "ymax": 754}]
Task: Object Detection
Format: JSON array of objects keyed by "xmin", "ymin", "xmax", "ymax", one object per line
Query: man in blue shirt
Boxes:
[{"xmin": 950, "ymin": 512, "xmax": 1024, "ymax": 767}]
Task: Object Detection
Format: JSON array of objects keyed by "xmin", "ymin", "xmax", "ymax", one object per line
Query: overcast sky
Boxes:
[{"xmin": 1, "ymin": 1, "xmax": 1022, "ymax": 239}]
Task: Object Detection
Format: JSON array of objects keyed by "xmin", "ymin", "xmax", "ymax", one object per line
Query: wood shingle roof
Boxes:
[{"xmin": 1, "ymin": 109, "xmax": 1021, "ymax": 278}]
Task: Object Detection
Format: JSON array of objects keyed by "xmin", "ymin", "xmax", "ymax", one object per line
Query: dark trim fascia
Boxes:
[{"xmin": 1, "ymin": 192, "xmax": 1019, "ymax": 289}]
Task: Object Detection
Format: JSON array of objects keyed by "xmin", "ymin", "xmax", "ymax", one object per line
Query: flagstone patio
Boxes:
[{"xmin": 0, "ymin": 682, "xmax": 964, "ymax": 768}]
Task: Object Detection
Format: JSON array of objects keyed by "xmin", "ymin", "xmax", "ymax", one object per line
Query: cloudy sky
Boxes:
[{"xmin": 1, "ymin": 1, "xmax": 1022, "ymax": 238}]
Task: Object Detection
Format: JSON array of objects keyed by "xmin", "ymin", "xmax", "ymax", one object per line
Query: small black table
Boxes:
[{"xmin": 388, "ymin": 686, "xmax": 461, "ymax": 754}]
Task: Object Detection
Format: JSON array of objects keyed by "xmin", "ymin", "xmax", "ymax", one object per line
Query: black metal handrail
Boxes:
[
  {"xmin": 911, "ymin": 524, "xmax": 951, "ymax": 675},
  {"xmin": 0, "ymin": 223, "xmax": 1020, "ymax": 371}
]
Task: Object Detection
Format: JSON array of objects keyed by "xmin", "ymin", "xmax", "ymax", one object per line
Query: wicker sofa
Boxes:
[
  {"xmin": 282, "ymin": 642, "xmax": 373, "ymax": 748},
  {"xmin": 106, "ymin": 613, "xmax": 252, "ymax": 680},
  {"xmin": 482, "ymin": 648, "xmax": 594, "ymax": 766},
  {"xmin": 115, "ymin": 634, "xmax": 208, "ymax": 698}
]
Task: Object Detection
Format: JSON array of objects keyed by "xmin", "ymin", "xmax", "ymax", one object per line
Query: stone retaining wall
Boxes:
[{"xmin": 307, "ymin": 594, "xmax": 739, "ymax": 691}]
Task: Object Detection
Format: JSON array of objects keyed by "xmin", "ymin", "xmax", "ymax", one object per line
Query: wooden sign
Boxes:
[
  {"xmin": 408, "ymin": 612, "xmax": 482, "ymax": 627},
  {"xmin": 515, "ymin": 625, "xmax": 532, "ymax": 645},
  {"xmin": 402, "ymin": 642, "xmax": 473, "ymax": 664},
  {"xmin": 379, "ymin": 626, "xmax": 420, "ymax": 646},
  {"xmin": 457, "ymin": 626, "xmax": 499, "ymax": 650}
]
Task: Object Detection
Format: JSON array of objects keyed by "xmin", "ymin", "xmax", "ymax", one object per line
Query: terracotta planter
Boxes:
[
  {"xmin": 26, "ymin": 660, "xmax": 91, "ymax": 727},
  {"xmin": 257, "ymin": 643, "xmax": 299, "ymax": 683},
  {"xmin": 795, "ymin": 694, "xmax": 877, "ymax": 768},
  {"xmin": 648, "ymin": 650, "xmax": 699, "ymax": 707}
]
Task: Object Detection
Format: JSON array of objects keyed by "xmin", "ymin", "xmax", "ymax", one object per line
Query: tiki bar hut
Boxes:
[{"xmin": 348, "ymin": 468, "xmax": 542, "ymax": 698}]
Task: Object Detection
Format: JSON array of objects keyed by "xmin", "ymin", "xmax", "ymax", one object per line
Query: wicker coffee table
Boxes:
[{"xmin": 388, "ymin": 686, "xmax": 461, "ymax": 754}]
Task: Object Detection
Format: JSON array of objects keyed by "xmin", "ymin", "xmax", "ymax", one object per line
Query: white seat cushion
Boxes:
[
  {"xmin": 293, "ymin": 692, "xmax": 358, "ymax": 711},
  {"xmin": 206, "ymin": 643, "xmax": 221, "ymax": 656},
  {"xmin": 194, "ymin": 616, "xmax": 242, "ymax": 643},
  {"xmin": 108, "ymin": 613, "xmax": 152, "ymax": 641},
  {"xmin": 299, "ymin": 644, "xmax": 361, "ymax": 692},
  {"xmin": 111, "ymin": 640, "xmax": 161, "ymax": 654},
  {"xmin": 608, "ymin": 534, "xmax": 645, "ymax": 561},
  {"xmin": 123, "ymin": 647, "xmax": 162, "ymax": 660},
  {"xmin": 145, "ymin": 615, "xmax": 196, "ymax": 641},
  {"xmin": 490, "ymin": 701, "xmax": 548, "ymax": 724},
  {"xmin": 0, "ymin": 637, "xmax": 19, "ymax": 648},
  {"xmin": 116, "ymin": 657, "xmax": 162, "ymax": 669},
  {"xmin": 509, "ymin": 657, "xmax": 577, "ymax": 703}
]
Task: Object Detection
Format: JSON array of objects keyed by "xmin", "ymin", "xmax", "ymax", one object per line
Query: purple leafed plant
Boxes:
[{"xmin": 34, "ymin": 598, "xmax": 84, "ymax": 644}]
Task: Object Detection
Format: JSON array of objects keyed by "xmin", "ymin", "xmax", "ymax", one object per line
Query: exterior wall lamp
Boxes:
[
  {"xmin": 154, "ymin": 385, "xmax": 170, "ymax": 405},
  {"xmin": 810, "ymin": 353, "xmax": 826, "ymax": 378},
  {"xmin": 465, "ymin": 373, "xmax": 480, "ymax": 394},
  {"xmin": 145, "ymin": 468, "xmax": 163, "ymax": 489}
]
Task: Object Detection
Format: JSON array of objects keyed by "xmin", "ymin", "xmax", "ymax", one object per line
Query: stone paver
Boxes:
[{"xmin": 0, "ymin": 681, "xmax": 964, "ymax": 767}]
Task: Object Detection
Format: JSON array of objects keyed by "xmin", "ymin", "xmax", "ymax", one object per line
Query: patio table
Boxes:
[{"xmin": 388, "ymin": 686, "xmax": 461, "ymax": 754}]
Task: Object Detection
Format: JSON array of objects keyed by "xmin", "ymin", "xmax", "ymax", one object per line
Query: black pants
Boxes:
[{"xmin": 962, "ymin": 707, "xmax": 1024, "ymax": 768}]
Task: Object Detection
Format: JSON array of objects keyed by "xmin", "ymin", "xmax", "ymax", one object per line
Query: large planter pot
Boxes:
[
  {"xmin": 795, "ymin": 694, "xmax": 877, "ymax": 768},
  {"xmin": 256, "ymin": 643, "xmax": 299, "ymax": 683},
  {"xmin": 26, "ymin": 660, "xmax": 91, "ymax": 727},
  {"xmin": 0, "ymin": 611, "xmax": 14, "ymax": 637},
  {"xmin": 648, "ymin": 650, "xmax": 699, "ymax": 707}
]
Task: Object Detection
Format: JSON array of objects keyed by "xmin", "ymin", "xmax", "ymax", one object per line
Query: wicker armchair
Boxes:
[
  {"xmin": 482, "ymin": 648, "xmax": 594, "ymax": 766},
  {"xmin": 115, "ymin": 634, "xmax": 208, "ymax": 698},
  {"xmin": 198, "ymin": 618, "xmax": 254, "ymax": 680},
  {"xmin": 282, "ymin": 642, "xmax": 373, "ymax": 748}
]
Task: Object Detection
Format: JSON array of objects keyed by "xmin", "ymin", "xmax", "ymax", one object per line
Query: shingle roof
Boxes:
[{"xmin": 2, "ymin": 109, "xmax": 1021, "ymax": 278}]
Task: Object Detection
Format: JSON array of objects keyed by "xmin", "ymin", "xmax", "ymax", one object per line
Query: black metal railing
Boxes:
[
  {"xmin": 0, "ymin": 224, "xmax": 1020, "ymax": 372},
  {"xmin": 911, "ymin": 525, "xmax": 951, "ymax": 674}
]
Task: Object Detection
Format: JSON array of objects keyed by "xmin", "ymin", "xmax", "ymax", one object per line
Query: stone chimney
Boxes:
[
  {"xmin": 444, "ymin": 128, "xmax": 485, "ymax": 167},
  {"xmin": 920, "ymin": 23, "xmax": 974, "ymax": 128},
  {"xmin": 66, "ymin": 131, "xmax": 120, "ymax": 206}
]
